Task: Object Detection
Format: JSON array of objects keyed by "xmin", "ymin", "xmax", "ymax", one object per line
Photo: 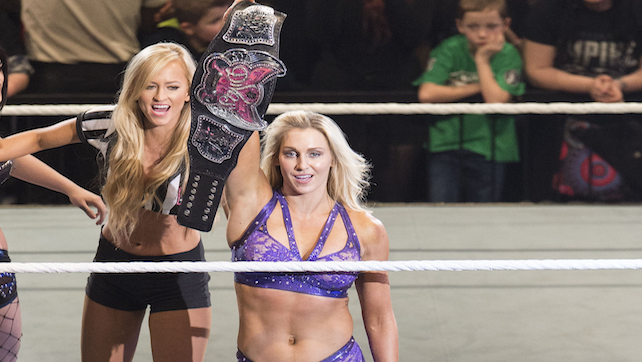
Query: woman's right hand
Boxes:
[{"xmin": 224, "ymin": 0, "xmax": 254, "ymax": 20}]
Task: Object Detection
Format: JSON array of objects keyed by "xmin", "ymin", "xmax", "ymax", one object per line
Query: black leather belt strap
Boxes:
[{"xmin": 178, "ymin": 0, "xmax": 286, "ymax": 231}]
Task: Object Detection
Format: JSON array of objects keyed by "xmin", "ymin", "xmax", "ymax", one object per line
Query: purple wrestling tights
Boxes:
[{"xmin": 236, "ymin": 337, "xmax": 364, "ymax": 362}]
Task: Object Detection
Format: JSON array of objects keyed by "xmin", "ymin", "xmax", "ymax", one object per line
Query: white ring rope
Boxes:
[
  {"xmin": 2, "ymin": 259, "xmax": 642, "ymax": 274},
  {"xmin": 4, "ymin": 102, "xmax": 642, "ymax": 117},
  {"xmin": 3, "ymin": 102, "xmax": 641, "ymax": 275}
]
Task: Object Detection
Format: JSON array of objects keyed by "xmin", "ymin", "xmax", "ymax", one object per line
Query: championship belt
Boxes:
[
  {"xmin": 0, "ymin": 160, "xmax": 12, "ymax": 185},
  {"xmin": 177, "ymin": 0, "xmax": 287, "ymax": 231}
]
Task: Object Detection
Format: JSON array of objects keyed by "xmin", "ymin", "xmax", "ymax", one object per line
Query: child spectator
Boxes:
[
  {"xmin": 423, "ymin": 0, "xmax": 532, "ymax": 56},
  {"xmin": 523, "ymin": 0, "xmax": 642, "ymax": 201},
  {"xmin": 142, "ymin": 0, "xmax": 233, "ymax": 61},
  {"xmin": 413, "ymin": 0, "xmax": 524, "ymax": 203}
]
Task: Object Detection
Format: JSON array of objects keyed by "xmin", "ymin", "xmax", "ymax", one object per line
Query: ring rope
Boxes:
[
  {"xmin": 3, "ymin": 102, "xmax": 642, "ymax": 274},
  {"xmin": 2, "ymin": 259, "xmax": 642, "ymax": 274},
  {"xmin": 4, "ymin": 102, "xmax": 642, "ymax": 117}
]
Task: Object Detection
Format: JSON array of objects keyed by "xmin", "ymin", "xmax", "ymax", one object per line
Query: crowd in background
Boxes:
[{"xmin": 1, "ymin": 0, "xmax": 641, "ymax": 205}]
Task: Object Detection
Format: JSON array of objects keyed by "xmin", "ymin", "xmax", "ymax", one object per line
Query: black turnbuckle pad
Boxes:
[{"xmin": 178, "ymin": 0, "xmax": 287, "ymax": 231}]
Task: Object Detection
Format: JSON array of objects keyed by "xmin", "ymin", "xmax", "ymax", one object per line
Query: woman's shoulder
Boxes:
[
  {"xmin": 76, "ymin": 105, "xmax": 117, "ymax": 133},
  {"xmin": 346, "ymin": 208, "xmax": 388, "ymax": 245},
  {"xmin": 82, "ymin": 105, "xmax": 117, "ymax": 120},
  {"xmin": 76, "ymin": 105, "xmax": 117, "ymax": 147}
]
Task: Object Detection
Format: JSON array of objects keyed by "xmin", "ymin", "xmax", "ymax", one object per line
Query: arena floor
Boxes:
[{"xmin": 1, "ymin": 203, "xmax": 642, "ymax": 361}]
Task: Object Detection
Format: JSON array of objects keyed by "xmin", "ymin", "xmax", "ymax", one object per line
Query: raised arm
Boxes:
[
  {"xmin": 10, "ymin": 155, "xmax": 106, "ymax": 224},
  {"xmin": 0, "ymin": 118, "xmax": 79, "ymax": 162},
  {"xmin": 175, "ymin": 0, "xmax": 283, "ymax": 232},
  {"xmin": 355, "ymin": 213, "xmax": 399, "ymax": 362},
  {"xmin": 224, "ymin": 131, "xmax": 273, "ymax": 243}
]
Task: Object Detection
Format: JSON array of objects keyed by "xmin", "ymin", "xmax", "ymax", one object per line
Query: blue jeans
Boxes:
[{"xmin": 428, "ymin": 150, "xmax": 506, "ymax": 203}]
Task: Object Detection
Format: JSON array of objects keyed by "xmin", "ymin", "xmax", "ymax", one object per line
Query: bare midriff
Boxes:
[
  {"xmin": 235, "ymin": 282, "xmax": 354, "ymax": 361},
  {"xmin": 102, "ymin": 209, "xmax": 200, "ymax": 256}
]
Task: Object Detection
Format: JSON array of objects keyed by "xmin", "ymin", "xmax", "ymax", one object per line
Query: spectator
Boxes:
[
  {"xmin": 0, "ymin": 1, "xmax": 33, "ymax": 98},
  {"xmin": 16, "ymin": 0, "xmax": 167, "ymax": 206},
  {"xmin": 414, "ymin": 0, "xmax": 525, "ymax": 203},
  {"xmin": 141, "ymin": 0, "xmax": 233, "ymax": 61},
  {"xmin": 305, "ymin": 0, "xmax": 424, "ymax": 91},
  {"xmin": 301, "ymin": 0, "xmax": 431, "ymax": 202},
  {"xmin": 258, "ymin": 0, "xmax": 317, "ymax": 91},
  {"xmin": 523, "ymin": 0, "xmax": 642, "ymax": 201},
  {"xmin": 422, "ymin": 0, "xmax": 531, "ymax": 56},
  {"xmin": 21, "ymin": 0, "xmax": 167, "ymax": 95}
]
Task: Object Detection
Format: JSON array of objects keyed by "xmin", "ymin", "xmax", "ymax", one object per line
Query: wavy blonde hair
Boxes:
[
  {"xmin": 260, "ymin": 110, "xmax": 372, "ymax": 212},
  {"xmin": 102, "ymin": 43, "xmax": 196, "ymax": 246}
]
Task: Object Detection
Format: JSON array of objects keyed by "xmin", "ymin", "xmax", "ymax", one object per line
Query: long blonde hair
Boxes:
[
  {"xmin": 102, "ymin": 43, "xmax": 196, "ymax": 245},
  {"xmin": 261, "ymin": 110, "xmax": 372, "ymax": 212}
]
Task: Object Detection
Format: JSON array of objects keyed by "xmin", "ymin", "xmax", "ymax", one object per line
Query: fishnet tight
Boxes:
[{"xmin": 0, "ymin": 298, "xmax": 20, "ymax": 362}]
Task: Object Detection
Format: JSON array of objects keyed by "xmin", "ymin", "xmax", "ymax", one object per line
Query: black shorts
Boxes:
[{"xmin": 85, "ymin": 234, "xmax": 211, "ymax": 313}]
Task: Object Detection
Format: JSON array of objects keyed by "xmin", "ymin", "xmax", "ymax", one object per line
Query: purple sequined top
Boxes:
[{"xmin": 232, "ymin": 190, "xmax": 361, "ymax": 298}]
